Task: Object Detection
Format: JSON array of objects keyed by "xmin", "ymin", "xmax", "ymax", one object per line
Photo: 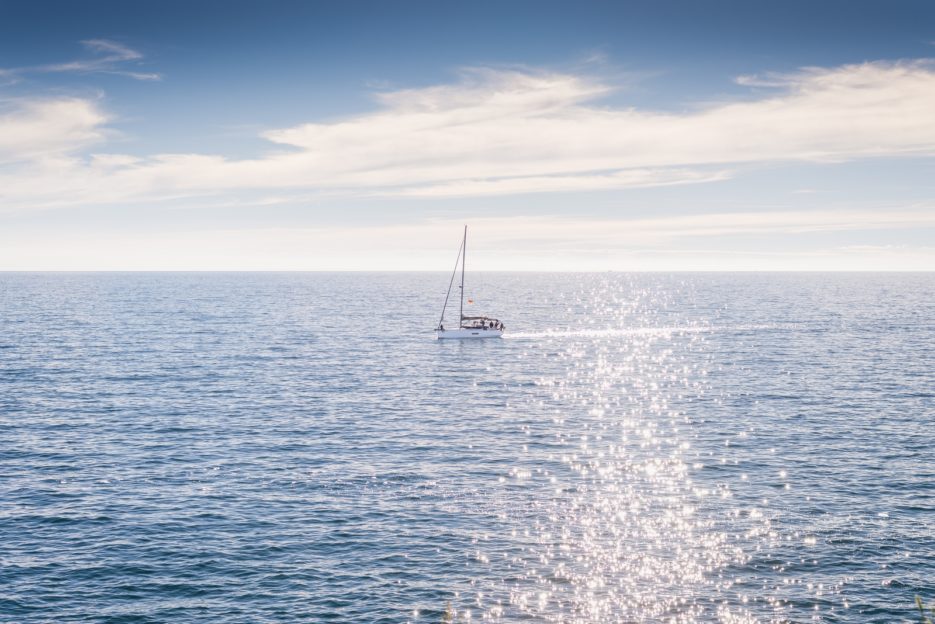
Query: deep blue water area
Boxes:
[{"xmin": 1, "ymin": 272, "xmax": 933, "ymax": 622}]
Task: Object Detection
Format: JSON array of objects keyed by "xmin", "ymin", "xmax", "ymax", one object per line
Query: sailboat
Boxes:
[{"xmin": 435, "ymin": 226, "xmax": 504, "ymax": 339}]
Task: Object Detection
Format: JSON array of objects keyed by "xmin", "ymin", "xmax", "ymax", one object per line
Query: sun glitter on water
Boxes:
[{"xmin": 457, "ymin": 280, "xmax": 766, "ymax": 622}]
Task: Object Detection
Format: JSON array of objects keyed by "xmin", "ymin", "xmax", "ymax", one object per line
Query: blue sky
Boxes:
[{"xmin": 2, "ymin": 0, "xmax": 934, "ymax": 269}]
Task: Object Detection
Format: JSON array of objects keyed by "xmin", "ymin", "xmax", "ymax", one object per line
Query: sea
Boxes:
[{"xmin": 1, "ymin": 272, "xmax": 933, "ymax": 623}]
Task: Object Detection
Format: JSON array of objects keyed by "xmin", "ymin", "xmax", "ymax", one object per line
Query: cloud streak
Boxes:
[
  {"xmin": 2, "ymin": 209, "xmax": 933, "ymax": 271},
  {"xmin": 2, "ymin": 60, "xmax": 935, "ymax": 208},
  {"xmin": 1, "ymin": 39, "xmax": 160, "ymax": 83}
]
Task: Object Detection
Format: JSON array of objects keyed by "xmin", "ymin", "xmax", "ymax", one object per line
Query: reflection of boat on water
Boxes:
[{"xmin": 435, "ymin": 226, "xmax": 504, "ymax": 340}]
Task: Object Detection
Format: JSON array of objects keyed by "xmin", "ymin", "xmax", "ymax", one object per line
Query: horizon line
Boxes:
[{"xmin": 2, "ymin": 269, "xmax": 933, "ymax": 274}]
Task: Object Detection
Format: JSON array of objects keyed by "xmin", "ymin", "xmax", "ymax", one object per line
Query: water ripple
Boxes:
[{"xmin": 1, "ymin": 272, "xmax": 933, "ymax": 622}]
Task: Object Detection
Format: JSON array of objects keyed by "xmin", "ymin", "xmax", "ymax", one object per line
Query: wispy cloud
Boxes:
[
  {"xmin": 389, "ymin": 168, "xmax": 732, "ymax": 197},
  {"xmin": 0, "ymin": 68, "xmax": 17, "ymax": 87},
  {"xmin": 0, "ymin": 97, "xmax": 110, "ymax": 164},
  {"xmin": 2, "ymin": 210, "xmax": 933, "ymax": 271},
  {"xmin": 2, "ymin": 59, "xmax": 935, "ymax": 209},
  {"xmin": 1, "ymin": 39, "xmax": 160, "ymax": 82}
]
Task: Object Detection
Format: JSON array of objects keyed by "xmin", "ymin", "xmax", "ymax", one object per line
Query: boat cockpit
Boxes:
[{"xmin": 460, "ymin": 315, "xmax": 503, "ymax": 331}]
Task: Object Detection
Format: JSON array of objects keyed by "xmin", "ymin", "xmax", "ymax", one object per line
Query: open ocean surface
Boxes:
[{"xmin": 1, "ymin": 272, "xmax": 933, "ymax": 623}]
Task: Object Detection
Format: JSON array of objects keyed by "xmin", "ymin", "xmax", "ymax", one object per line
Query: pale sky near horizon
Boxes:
[{"xmin": 2, "ymin": 0, "xmax": 935, "ymax": 270}]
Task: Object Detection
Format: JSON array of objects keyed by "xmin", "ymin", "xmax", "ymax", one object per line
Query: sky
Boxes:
[{"xmin": 1, "ymin": 0, "xmax": 935, "ymax": 270}]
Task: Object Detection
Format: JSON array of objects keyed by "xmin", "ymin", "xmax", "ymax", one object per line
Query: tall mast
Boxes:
[
  {"xmin": 459, "ymin": 225, "xmax": 466, "ymax": 327},
  {"xmin": 437, "ymin": 235, "xmax": 464, "ymax": 330}
]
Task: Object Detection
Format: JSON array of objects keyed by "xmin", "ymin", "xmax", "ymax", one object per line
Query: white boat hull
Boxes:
[{"xmin": 435, "ymin": 327, "xmax": 503, "ymax": 339}]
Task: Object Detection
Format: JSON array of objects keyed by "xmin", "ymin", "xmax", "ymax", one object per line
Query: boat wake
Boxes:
[{"xmin": 504, "ymin": 323, "xmax": 793, "ymax": 340}]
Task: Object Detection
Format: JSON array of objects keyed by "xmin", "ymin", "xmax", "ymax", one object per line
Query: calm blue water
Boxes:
[{"xmin": 1, "ymin": 272, "xmax": 933, "ymax": 623}]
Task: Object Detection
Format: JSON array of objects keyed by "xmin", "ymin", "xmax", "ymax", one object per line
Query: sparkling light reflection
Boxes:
[{"xmin": 454, "ymin": 280, "xmax": 798, "ymax": 622}]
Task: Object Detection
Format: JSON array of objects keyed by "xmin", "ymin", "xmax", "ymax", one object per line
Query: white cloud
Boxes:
[
  {"xmin": 256, "ymin": 60, "xmax": 935, "ymax": 187},
  {"xmin": 414, "ymin": 209, "xmax": 935, "ymax": 249},
  {"xmin": 2, "ymin": 209, "xmax": 933, "ymax": 271},
  {"xmin": 0, "ymin": 68, "xmax": 17, "ymax": 86},
  {"xmin": 2, "ymin": 60, "xmax": 935, "ymax": 209},
  {"xmin": 390, "ymin": 168, "xmax": 732, "ymax": 197},
  {"xmin": 0, "ymin": 98, "xmax": 109, "ymax": 164},
  {"xmin": 83, "ymin": 39, "xmax": 142, "ymax": 59},
  {"xmin": 1, "ymin": 39, "xmax": 160, "ymax": 82}
]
